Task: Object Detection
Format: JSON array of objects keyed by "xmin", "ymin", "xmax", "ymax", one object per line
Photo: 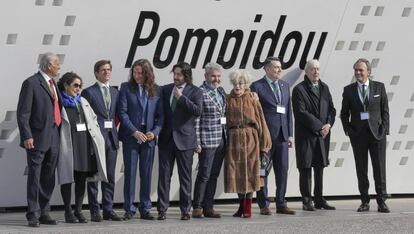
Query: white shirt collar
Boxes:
[
  {"xmin": 357, "ymin": 79, "xmax": 370, "ymax": 88},
  {"xmin": 96, "ymin": 80, "xmax": 110, "ymax": 89},
  {"xmin": 39, "ymin": 70, "xmax": 53, "ymax": 83}
]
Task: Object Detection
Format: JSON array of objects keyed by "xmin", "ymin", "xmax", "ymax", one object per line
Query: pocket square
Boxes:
[{"xmin": 374, "ymin": 94, "xmax": 380, "ymax": 98}]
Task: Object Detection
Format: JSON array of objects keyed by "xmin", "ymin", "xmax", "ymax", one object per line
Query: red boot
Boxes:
[
  {"xmin": 243, "ymin": 198, "xmax": 252, "ymax": 218},
  {"xmin": 233, "ymin": 198, "xmax": 244, "ymax": 217}
]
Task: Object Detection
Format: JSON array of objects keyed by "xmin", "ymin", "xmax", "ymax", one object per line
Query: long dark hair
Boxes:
[
  {"xmin": 172, "ymin": 62, "xmax": 193, "ymax": 85},
  {"xmin": 128, "ymin": 59, "xmax": 157, "ymax": 98}
]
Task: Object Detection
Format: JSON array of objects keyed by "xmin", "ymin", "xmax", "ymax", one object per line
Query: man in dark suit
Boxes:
[
  {"xmin": 118, "ymin": 59, "xmax": 164, "ymax": 220},
  {"xmin": 81, "ymin": 60, "xmax": 122, "ymax": 221},
  {"xmin": 250, "ymin": 57, "xmax": 295, "ymax": 215},
  {"xmin": 340, "ymin": 58, "xmax": 390, "ymax": 213},
  {"xmin": 292, "ymin": 59, "xmax": 336, "ymax": 211},
  {"xmin": 17, "ymin": 52, "xmax": 61, "ymax": 227},
  {"xmin": 157, "ymin": 62, "xmax": 203, "ymax": 221},
  {"xmin": 192, "ymin": 63, "xmax": 226, "ymax": 218}
]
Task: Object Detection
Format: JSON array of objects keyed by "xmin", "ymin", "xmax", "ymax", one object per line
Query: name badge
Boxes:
[
  {"xmin": 220, "ymin": 117, "xmax": 226, "ymax": 125},
  {"xmin": 360, "ymin": 112, "xmax": 370, "ymax": 120},
  {"xmin": 104, "ymin": 120, "xmax": 113, "ymax": 129},
  {"xmin": 276, "ymin": 105, "xmax": 286, "ymax": 114},
  {"xmin": 260, "ymin": 169, "xmax": 266, "ymax": 177},
  {"xmin": 76, "ymin": 123, "xmax": 87, "ymax": 132}
]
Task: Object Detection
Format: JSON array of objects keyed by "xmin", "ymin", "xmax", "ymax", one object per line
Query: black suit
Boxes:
[
  {"xmin": 157, "ymin": 83, "xmax": 203, "ymax": 214},
  {"xmin": 292, "ymin": 77, "xmax": 336, "ymax": 205},
  {"xmin": 81, "ymin": 82, "xmax": 119, "ymax": 216},
  {"xmin": 340, "ymin": 80, "xmax": 389, "ymax": 204},
  {"xmin": 17, "ymin": 72, "xmax": 61, "ymax": 220}
]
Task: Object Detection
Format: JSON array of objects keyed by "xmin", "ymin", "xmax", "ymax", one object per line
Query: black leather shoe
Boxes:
[
  {"xmin": 157, "ymin": 211, "xmax": 166, "ymax": 220},
  {"xmin": 315, "ymin": 202, "xmax": 336, "ymax": 210},
  {"xmin": 378, "ymin": 203, "xmax": 390, "ymax": 213},
  {"xmin": 65, "ymin": 211, "xmax": 78, "ymax": 223},
  {"xmin": 123, "ymin": 212, "xmax": 135, "ymax": 220},
  {"xmin": 357, "ymin": 203, "xmax": 370, "ymax": 212},
  {"xmin": 74, "ymin": 211, "xmax": 88, "ymax": 223},
  {"xmin": 39, "ymin": 215, "xmax": 58, "ymax": 225},
  {"xmin": 28, "ymin": 217, "xmax": 40, "ymax": 227},
  {"xmin": 141, "ymin": 212, "xmax": 155, "ymax": 220},
  {"xmin": 103, "ymin": 212, "xmax": 123, "ymax": 221},
  {"xmin": 181, "ymin": 213, "xmax": 191, "ymax": 220},
  {"xmin": 90, "ymin": 213, "xmax": 102, "ymax": 222},
  {"xmin": 302, "ymin": 203, "xmax": 316, "ymax": 211}
]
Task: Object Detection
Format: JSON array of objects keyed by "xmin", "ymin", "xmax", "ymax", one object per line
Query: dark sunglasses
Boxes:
[{"xmin": 72, "ymin": 83, "xmax": 82, "ymax": 88}]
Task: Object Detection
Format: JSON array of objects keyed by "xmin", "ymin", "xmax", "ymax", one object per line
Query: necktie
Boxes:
[
  {"xmin": 362, "ymin": 84, "xmax": 368, "ymax": 109},
  {"xmin": 49, "ymin": 79, "xmax": 61, "ymax": 126},
  {"xmin": 171, "ymin": 96, "xmax": 178, "ymax": 112},
  {"xmin": 213, "ymin": 89, "xmax": 223, "ymax": 107},
  {"xmin": 171, "ymin": 86, "xmax": 181, "ymax": 112},
  {"xmin": 103, "ymin": 86, "xmax": 111, "ymax": 111},
  {"xmin": 271, "ymin": 81, "xmax": 281, "ymax": 103},
  {"xmin": 312, "ymin": 84, "xmax": 320, "ymax": 98}
]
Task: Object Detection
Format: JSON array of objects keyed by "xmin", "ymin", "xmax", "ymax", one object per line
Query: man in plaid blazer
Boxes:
[{"xmin": 192, "ymin": 63, "xmax": 227, "ymax": 218}]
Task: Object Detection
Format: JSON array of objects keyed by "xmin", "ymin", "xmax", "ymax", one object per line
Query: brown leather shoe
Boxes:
[
  {"xmin": 260, "ymin": 207, "xmax": 272, "ymax": 215},
  {"xmin": 203, "ymin": 209, "xmax": 221, "ymax": 218},
  {"xmin": 276, "ymin": 207, "xmax": 296, "ymax": 215},
  {"xmin": 192, "ymin": 208, "xmax": 203, "ymax": 218}
]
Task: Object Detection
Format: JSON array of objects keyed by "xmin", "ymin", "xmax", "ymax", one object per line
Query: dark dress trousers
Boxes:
[
  {"xmin": 118, "ymin": 82, "xmax": 164, "ymax": 215},
  {"xmin": 193, "ymin": 83, "xmax": 227, "ymax": 210},
  {"xmin": 340, "ymin": 80, "xmax": 389, "ymax": 204},
  {"xmin": 250, "ymin": 76, "xmax": 293, "ymax": 209},
  {"xmin": 157, "ymin": 83, "xmax": 203, "ymax": 214},
  {"xmin": 292, "ymin": 77, "xmax": 336, "ymax": 204},
  {"xmin": 16, "ymin": 72, "xmax": 61, "ymax": 220},
  {"xmin": 81, "ymin": 83, "xmax": 119, "ymax": 216}
]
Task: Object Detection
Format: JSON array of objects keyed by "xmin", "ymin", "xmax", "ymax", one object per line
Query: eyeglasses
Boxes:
[{"xmin": 72, "ymin": 83, "xmax": 82, "ymax": 88}]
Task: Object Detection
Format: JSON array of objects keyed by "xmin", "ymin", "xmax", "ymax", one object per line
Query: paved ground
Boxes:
[{"xmin": 1, "ymin": 198, "xmax": 414, "ymax": 233}]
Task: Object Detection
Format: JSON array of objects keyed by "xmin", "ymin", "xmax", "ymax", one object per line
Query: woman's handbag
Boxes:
[{"xmin": 260, "ymin": 152, "xmax": 272, "ymax": 177}]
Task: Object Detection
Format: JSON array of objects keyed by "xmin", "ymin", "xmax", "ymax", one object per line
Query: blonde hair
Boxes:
[{"xmin": 229, "ymin": 69, "xmax": 251, "ymax": 87}]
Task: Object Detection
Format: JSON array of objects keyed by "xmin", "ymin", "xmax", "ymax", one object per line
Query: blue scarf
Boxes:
[{"xmin": 62, "ymin": 92, "xmax": 81, "ymax": 108}]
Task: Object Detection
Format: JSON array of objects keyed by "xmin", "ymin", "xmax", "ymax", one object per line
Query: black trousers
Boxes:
[
  {"xmin": 87, "ymin": 135, "xmax": 117, "ymax": 216},
  {"xmin": 25, "ymin": 127, "xmax": 59, "ymax": 220},
  {"xmin": 299, "ymin": 167, "xmax": 324, "ymax": 204},
  {"xmin": 157, "ymin": 142, "xmax": 194, "ymax": 214},
  {"xmin": 61, "ymin": 171, "xmax": 89, "ymax": 213},
  {"xmin": 349, "ymin": 127, "xmax": 387, "ymax": 204}
]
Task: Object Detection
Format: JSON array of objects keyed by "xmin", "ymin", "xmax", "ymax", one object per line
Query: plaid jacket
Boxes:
[{"xmin": 195, "ymin": 82, "xmax": 226, "ymax": 148}]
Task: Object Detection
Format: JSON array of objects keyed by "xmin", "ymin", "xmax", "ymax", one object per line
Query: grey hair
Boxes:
[
  {"xmin": 38, "ymin": 52, "xmax": 57, "ymax": 72},
  {"xmin": 204, "ymin": 62, "xmax": 223, "ymax": 75},
  {"xmin": 229, "ymin": 69, "xmax": 251, "ymax": 86},
  {"xmin": 304, "ymin": 59, "xmax": 320, "ymax": 73},
  {"xmin": 353, "ymin": 58, "xmax": 371, "ymax": 73}
]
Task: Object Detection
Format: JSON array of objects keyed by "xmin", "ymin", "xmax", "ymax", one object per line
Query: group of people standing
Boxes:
[{"xmin": 16, "ymin": 52, "xmax": 390, "ymax": 227}]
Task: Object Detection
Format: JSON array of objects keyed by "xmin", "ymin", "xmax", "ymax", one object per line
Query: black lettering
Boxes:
[
  {"xmin": 217, "ymin": 30, "xmax": 244, "ymax": 69},
  {"xmin": 299, "ymin": 32, "xmax": 328, "ymax": 69},
  {"xmin": 278, "ymin": 31, "xmax": 302, "ymax": 69},
  {"xmin": 178, "ymin": 29, "xmax": 218, "ymax": 68},
  {"xmin": 125, "ymin": 11, "xmax": 160, "ymax": 68},
  {"xmin": 253, "ymin": 15, "xmax": 286, "ymax": 69},
  {"xmin": 153, "ymin": 28, "xmax": 179, "ymax": 69}
]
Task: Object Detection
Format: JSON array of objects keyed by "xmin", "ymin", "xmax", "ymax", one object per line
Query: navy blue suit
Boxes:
[
  {"xmin": 81, "ymin": 82, "xmax": 119, "ymax": 216},
  {"xmin": 17, "ymin": 72, "xmax": 61, "ymax": 220},
  {"xmin": 250, "ymin": 76, "xmax": 293, "ymax": 209},
  {"xmin": 157, "ymin": 83, "xmax": 203, "ymax": 214},
  {"xmin": 118, "ymin": 82, "xmax": 163, "ymax": 215}
]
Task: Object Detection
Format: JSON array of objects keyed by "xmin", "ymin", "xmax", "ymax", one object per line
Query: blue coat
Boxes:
[
  {"xmin": 250, "ymin": 76, "xmax": 293, "ymax": 141},
  {"xmin": 117, "ymin": 82, "xmax": 164, "ymax": 147},
  {"xmin": 81, "ymin": 82, "xmax": 119, "ymax": 149}
]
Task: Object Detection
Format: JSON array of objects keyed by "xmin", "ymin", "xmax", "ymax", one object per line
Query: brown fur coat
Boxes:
[{"xmin": 224, "ymin": 89, "xmax": 272, "ymax": 194}]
